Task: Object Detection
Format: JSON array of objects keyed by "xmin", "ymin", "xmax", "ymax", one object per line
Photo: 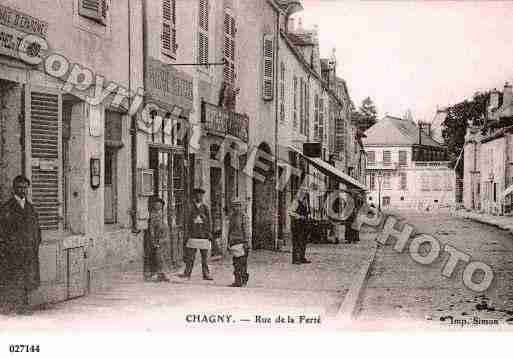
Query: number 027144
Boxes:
[{"xmin": 9, "ymin": 344, "xmax": 40, "ymax": 353}]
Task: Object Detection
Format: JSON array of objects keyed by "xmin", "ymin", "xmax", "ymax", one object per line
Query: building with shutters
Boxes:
[
  {"xmin": 364, "ymin": 115, "xmax": 455, "ymax": 210},
  {"xmin": 0, "ymin": 0, "xmax": 145, "ymax": 304},
  {"xmin": 463, "ymin": 82, "xmax": 513, "ymax": 215}
]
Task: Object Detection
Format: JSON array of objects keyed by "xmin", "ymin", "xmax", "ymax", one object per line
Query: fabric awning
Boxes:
[{"xmin": 288, "ymin": 146, "xmax": 368, "ymax": 192}]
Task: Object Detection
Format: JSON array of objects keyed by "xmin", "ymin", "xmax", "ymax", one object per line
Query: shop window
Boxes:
[{"xmin": 104, "ymin": 110, "xmax": 124, "ymax": 224}]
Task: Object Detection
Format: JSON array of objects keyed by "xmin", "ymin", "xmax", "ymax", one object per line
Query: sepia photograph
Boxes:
[{"xmin": 1, "ymin": 0, "xmax": 513, "ymax": 356}]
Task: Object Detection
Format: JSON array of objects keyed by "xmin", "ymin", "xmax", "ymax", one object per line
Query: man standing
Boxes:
[
  {"xmin": 289, "ymin": 191, "xmax": 311, "ymax": 264},
  {"xmin": 179, "ymin": 188, "xmax": 213, "ymax": 280},
  {"xmin": 0, "ymin": 175, "xmax": 41, "ymax": 315}
]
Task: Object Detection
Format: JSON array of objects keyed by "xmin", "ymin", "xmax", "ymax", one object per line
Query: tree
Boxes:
[
  {"xmin": 442, "ymin": 92, "xmax": 489, "ymax": 172},
  {"xmin": 353, "ymin": 97, "xmax": 378, "ymax": 132}
]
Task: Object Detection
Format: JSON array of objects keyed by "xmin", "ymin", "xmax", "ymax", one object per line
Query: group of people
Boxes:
[
  {"xmin": 144, "ymin": 188, "xmax": 250, "ymax": 287},
  {"xmin": 1, "ymin": 174, "xmax": 365, "ymax": 315}
]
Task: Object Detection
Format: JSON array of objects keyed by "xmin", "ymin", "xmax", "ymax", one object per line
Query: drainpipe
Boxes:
[
  {"xmin": 273, "ymin": 9, "xmax": 280, "ymax": 251},
  {"xmin": 129, "ymin": 0, "xmax": 139, "ymax": 233}
]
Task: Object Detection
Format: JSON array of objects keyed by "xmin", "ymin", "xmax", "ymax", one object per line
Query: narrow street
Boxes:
[
  {"xmin": 0, "ymin": 242, "xmax": 373, "ymax": 331},
  {"xmin": 356, "ymin": 209, "xmax": 513, "ymax": 329}
]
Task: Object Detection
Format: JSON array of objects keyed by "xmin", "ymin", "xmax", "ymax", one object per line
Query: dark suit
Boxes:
[
  {"xmin": 291, "ymin": 198, "xmax": 310, "ymax": 263},
  {"xmin": 0, "ymin": 197, "xmax": 41, "ymax": 312}
]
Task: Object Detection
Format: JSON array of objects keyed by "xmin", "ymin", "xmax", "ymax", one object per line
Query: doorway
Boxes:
[
  {"xmin": 149, "ymin": 147, "xmax": 186, "ymax": 267},
  {"xmin": 252, "ymin": 143, "xmax": 274, "ymax": 250}
]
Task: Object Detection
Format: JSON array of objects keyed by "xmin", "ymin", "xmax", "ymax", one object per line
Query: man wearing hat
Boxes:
[{"xmin": 179, "ymin": 188, "xmax": 213, "ymax": 280}]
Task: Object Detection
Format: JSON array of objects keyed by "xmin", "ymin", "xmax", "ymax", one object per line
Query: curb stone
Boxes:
[{"xmin": 335, "ymin": 237, "xmax": 378, "ymax": 325}]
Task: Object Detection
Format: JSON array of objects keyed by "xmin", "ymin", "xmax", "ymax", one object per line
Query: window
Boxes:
[
  {"xmin": 79, "ymin": 0, "xmax": 107, "ymax": 25},
  {"xmin": 223, "ymin": 9, "xmax": 236, "ymax": 83},
  {"xmin": 162, "ymin": 0, "xmax": 177, "ymax": 57},
  {"xmin": 304, "ymin": 81, "xmax": 310, "ymax": 137},
  {"xmin": 262, "ymin": 34, "xmax": 274, "ymax": 100},
  {"xmin": 367, "ymin": 151, "xmax": 375, "ymax": 166},
  {"xmin": 399, "ymin": 150, "xmax": 407, "ymax": 167},
  {"xmin": 319, "ymin": 98, "xmax": 324, "ymax": 142},
  {"xmin": 383, "ymin": 172, "xmax": 391, "ymax": 189},
  {"xmin": 421, "ymin": 175, "xmax": 430, "ymax": 191},
  {"xmin": 383, "ymin": 150, "xmax": 391, "ymax": 166},
  {"xmin": 432, "ymin": 174, "xmax": 441, "ymax": 191},
  {"xmin": 198, "ymin": 0, "xmax": 210, "ymax": 66},
  {"xmin": 399, "ymin": 172, "xmax": 407, "ymax": 190},
  {"xmin": 369, "ymin": 172, "xmax": 376, "ymax": 191},
  {"xmin": 293, "ymin": 76, "xmax": 298, "ymax": 129},
  {"xmin": 314, "ymin": 94, "xmax": 319, "ymax": 139},
  {"xmin": 299, "ymin": 78, "xmax": 304, "ymax": 133},
  {"xmin": 444, "ymin": 174, "xmax": 453, "ymax": 190},
  {"xmin": 279, "ymin": 62, "xmax": 285, "ymax": 122},
  {"xmin": 400, "ymin": 196, "xmax": 405, "ymax": 201}
]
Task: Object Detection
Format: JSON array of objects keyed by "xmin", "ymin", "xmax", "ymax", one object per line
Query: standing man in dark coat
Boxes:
[
  {"xmin": 178, "ymin": 188, "xmax": 213, "ymax": 280},
  {"xmin": 289, "ymin": 191, "xmax": 311, "ymax": 264},
  {"xmin": 0, "ymin": 175, "xmax": 41, "ymax": 315}
]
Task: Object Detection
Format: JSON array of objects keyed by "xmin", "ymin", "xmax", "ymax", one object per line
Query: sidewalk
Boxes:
[
  {"xmin": 453, "ymin": 209, "xmax": 513, "ymax": 235},
  {"xmin": 1, "ymin": 240, "xmax": 376, "ymax": 331}
]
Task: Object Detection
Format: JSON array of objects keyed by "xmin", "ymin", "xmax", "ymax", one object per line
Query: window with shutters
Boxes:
[
  {"xmin": 319, "ymin": 98, "xmax": 324, "ymax": 142},
  {"xmin": 369, "ymin": 172, "xmax": 376, "ymax": 191},
  {"xmin": 198, "ymin": 0, "xmax": 209, "ymax": 67},
  {"xmin": 293, "ymin": 76, "xmax": 298, "ymax": 129},
  {"xmin": 79, "ymin": 0, "xmax": 108, "ymax": 25},
  {"xmin": 223, "ymin": 9, "xmax": 236, "ymax": 84},
  {"xmin": 367, "ymin": 151, "xmax": 375, "ymax": 166},
  {"xmin": 432, "ymin": 173, "xmax": 441, "ymax": 191},
  {"xmin": 383, "ymin": 172, "xmax": 391, "ymax": 190},
  {"xmin": 313, "ymin": 94, "xmax": 319, "ymax": 139},
  {"xmin": 383, "ymin": 150, "xmax": 391, "ymax": 166},
  {"xmin": 299, "ymin": 78, "xmax": 304, "ymax": 132},
  {"xmin": 399, "ymin": 150, "xmax": 407, "ymax": 167},
  {"xmin": 28, "ymin": 89, "xmax": 62, "ymax": 231},
  {"xmin": 279, "ymin": 62, "xmax": 285, "ymax": 122},
  {"xmin": 162, "ymin": 0, "xmax": 177, "ymax": 58},
  {"xmin": 304, "ymin": 82, "xmax": 310, "ymax": 137},
  {"xmin": 262, "ymin": 34, "xmax": 274, "ymax": 100},
  {"xmin": 399, "ymin": 172, "xmax": 407, "ymax": 190},
  {"xmin": 421, "ymin": 175, "xmax": 430, "ymax": 191}
]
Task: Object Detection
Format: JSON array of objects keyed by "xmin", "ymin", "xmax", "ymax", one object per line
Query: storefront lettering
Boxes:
[{"xmin": 0, "ymin": 5, "xmax": 48, "ymax": 39}]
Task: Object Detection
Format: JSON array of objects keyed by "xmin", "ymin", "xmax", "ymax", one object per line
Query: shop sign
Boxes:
[
  {"xmin": 0, "ymin": 5, "xmax": 48, "ymax": 63},
  {"xmin": 144, "ymin": 57, "xmax": 193, "ymax": 114}
]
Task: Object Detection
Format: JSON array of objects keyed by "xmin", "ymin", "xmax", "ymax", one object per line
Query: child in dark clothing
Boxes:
[
  {"xmin": 146, "ymin": 196, "xmax": 170, "ymax": 282},
  {"xmin": 228, "ymin": 200, "xmax": 249, "ymax": 287}
]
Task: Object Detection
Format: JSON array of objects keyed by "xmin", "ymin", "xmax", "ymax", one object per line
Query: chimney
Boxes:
[
  {"xmin": 504, "ymin": 82, "xmax": 513, "ymax": 108},
  {"xmin": 489, "ymin": 88, "xmax": 500, "ymax": 109},
  {"xmin": 288, "ymin": 17, "xmax": 295, "ymax": 33}
]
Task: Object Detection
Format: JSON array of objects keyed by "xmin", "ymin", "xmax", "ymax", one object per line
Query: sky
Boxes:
[{"xmin": 298, "ymin": 0, "xmax": 513, "ymax": 123}]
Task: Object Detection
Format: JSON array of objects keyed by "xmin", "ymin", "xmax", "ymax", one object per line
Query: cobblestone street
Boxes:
[
  {"xmin": 356, "ymin": 210, "xmax": 513, "ymax": 330},
  {"xmin": 0, "ymin": 242, "xmax": 373, "ymax": 331}
]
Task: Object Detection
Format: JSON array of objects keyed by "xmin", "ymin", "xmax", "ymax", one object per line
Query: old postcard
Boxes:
[{"xmin": 1, "ymin": 0, "xmax": 513, "ymax": 356}]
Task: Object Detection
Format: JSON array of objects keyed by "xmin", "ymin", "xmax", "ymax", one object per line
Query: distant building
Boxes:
[
  {"xmin": 430, "ymin": 108, "xmax": 448, "ymax": 145},
  {"xmin": 463, "ymin": 82, "xmax": 513, "ymax": 214},
  {"xmin": 364, "ymin": 115, "xmax": 455, "ymax": 209}
]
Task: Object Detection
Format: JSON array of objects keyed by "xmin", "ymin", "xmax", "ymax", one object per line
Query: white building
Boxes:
[{"xmin": 364, "ymin": 115, "xmax": 456, "ymax": 210}]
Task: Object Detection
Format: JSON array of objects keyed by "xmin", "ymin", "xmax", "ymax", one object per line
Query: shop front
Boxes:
[
  {"xmin": 139, "ymin": 57, "xmax": 194, "ymax": 269},
  {"xmin": 199, "ymin": 100, "xmax": 248, "ymax": 254},
  {"xmin": 287, "ymin": 145, "xmax": 368, "ymax": 244}
]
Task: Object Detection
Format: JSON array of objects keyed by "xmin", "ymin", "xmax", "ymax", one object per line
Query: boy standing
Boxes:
[{"xmin": 228, "ymin": 199, "xmax": 249, "ymax": 287}]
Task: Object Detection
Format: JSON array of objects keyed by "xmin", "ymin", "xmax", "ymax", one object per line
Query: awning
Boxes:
[{"xmin": 288, "ymin": 146, "xmax": 368, "ymax": 192}]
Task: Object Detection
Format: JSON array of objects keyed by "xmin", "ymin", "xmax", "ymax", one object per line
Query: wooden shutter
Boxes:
[
  {"xmin": 28, "ymin": 89, "xmax": 62, "ymax": 231},
  {"xmin": 314, "ymin": 94, "xmax": 319, "ymax": 139},
  {"xmin": 198, "ymin": 0, "xmax": 209, "ymax": 66},
  {"xmin": 224, "ymin": 10, "xmax": 236, "ymax": 84},
  {"xmin": 262, "ymin": 34, "xmax": 274, "ymax": 101},
  {"xmin": 79, "ymin": 0, "xmax": 107, "ymax": 24},
  {"xmin": 162, "ymin": 0, "xmax": 177, "ymax": 57},
  {"xmin": 293, "ymin": 76, "xmax": 298, "ymax": 129}
]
